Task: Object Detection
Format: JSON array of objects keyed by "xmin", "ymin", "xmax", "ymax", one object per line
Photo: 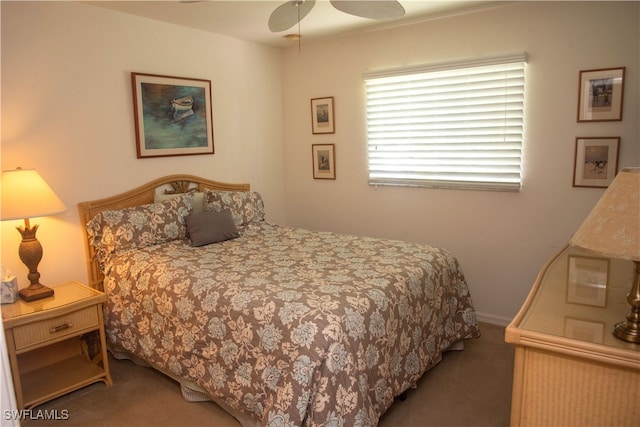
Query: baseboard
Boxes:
[{"xmin": 476, "ymin": 312, "xmax": 512, "ymax": 327}]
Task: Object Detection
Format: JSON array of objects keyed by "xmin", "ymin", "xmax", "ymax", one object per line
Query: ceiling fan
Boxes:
[{"xmin": 268, "ymin": 0, "xmax": 406, "ymax": 33}]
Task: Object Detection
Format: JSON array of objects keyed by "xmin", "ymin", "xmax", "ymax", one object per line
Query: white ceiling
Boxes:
[{"xmin": 86, "ymin": 1, "xmax": 505, "ymax": 48}]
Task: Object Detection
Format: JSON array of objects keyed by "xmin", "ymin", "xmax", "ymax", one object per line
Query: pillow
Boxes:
[
  {"xmin": 155, "ymin": 191, "xmax": 205, "ymax": 214},
  {"xmin": 86, "ymin": 193, "xmax": 192, "ymax": 262},
  {"xmin": 186, "ymin": 210, "xmax": 240, "ymax": 247},
  {"xmin": 203, "ymin": 190, "xmax": 265, "ymax": 227}
]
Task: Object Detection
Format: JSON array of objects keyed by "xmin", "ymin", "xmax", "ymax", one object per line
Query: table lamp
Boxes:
[
  {"xmin": 1, "ymin": 168, "xmax": 67, "ymax": 301},
  {"xmin": 569, "ymin": 167, "xmax": 640, "ymax": 343}
]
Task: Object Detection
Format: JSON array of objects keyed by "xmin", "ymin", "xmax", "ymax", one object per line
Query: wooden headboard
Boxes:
[{"xmin": 77, "ymin": 174, "xmax": 250, "ymax": 291}]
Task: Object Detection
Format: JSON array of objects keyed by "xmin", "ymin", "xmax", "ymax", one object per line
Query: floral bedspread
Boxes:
[{"xmin": 102, "ymin": 222, "xmax": 480, "ymax": 426}]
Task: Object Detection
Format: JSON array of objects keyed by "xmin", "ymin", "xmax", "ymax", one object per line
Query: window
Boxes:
[{"xmin": 364, "ymin": 54, "xmax": 526, "ymax": 191}]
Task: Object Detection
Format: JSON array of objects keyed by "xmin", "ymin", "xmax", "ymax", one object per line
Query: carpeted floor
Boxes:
[{"xmin": 20, "ymin": 322, "xmax": 513, "ymax": 427}]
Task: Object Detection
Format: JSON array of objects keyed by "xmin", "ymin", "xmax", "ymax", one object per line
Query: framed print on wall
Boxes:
[
  {"xmin": 566, "ymin": 255, "xmax": 609, "ymax": 308},
  {"xmin": 577, "ymin": 67, "xmax": 625, "ymax": 122},
  {"xmin": 132, "ymin": 72, "xmax": 214, "ymax": 158},
  {"xmin": 311, "ymin": 97, "xmax": 335, "ymax": 134},
  {"xmin": 573, "ymin": 137, "xmax": 620, "ymax": 188},
  {"xmin": 312, "ymin": 144, "xmax": 336, "ymax": 179}
]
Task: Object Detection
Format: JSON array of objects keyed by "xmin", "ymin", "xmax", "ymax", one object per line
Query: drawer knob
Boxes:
[{"xmin": 50, "ymin": 323, "xmax": 72, "ymax": 333}]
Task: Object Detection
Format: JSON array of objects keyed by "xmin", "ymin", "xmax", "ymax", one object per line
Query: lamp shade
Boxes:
[
  {"xmin": 569, "ymin": 167, "xmax": 640, "ymax": 261},
  {"xmin": 1, "ymin": 168, "xmax": 67, "ymax": 220}
]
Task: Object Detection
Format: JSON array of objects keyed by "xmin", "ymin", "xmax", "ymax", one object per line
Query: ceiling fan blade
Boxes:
[
  {"xmin": 330, "ymin": 0, "xmax": 405, "ymax": 20},
  {"xmin": 269, "ymin": 0, "xmax": 317, "ymax": 32}
]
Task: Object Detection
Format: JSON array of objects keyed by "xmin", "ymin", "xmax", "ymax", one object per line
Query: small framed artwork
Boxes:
[
  {"xmin": 577, "ymin": 67, "xmax": 625, "ymax": 122},
  {"xmin": 564, "ymin": 317, "xmax": 605, "ymax": 344},
  {"xmin": 311, "ymin": 97, "xmax": 335, "ymax": 134},
  {"xmin": 573, "ymin": 137, "xmax": 620, "ymax": 188},
  {"xmin": 312, "ymin": 144, "xmax": 336, "ymax": 179},
  {"xmin": 132, "ymin": 72, "xmax": 214, "ymax": 158},
  {"xmin": 566, "ymin": 255, "xmax": 609, "ymax": 307}
]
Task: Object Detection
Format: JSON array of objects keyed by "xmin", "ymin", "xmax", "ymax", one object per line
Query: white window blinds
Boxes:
[{"xmin": 364, "ymin": 54, "xmax": 526, "ymax": 191}]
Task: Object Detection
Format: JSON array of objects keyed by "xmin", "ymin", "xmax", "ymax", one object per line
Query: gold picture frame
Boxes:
[
  {"xmin": 312, "ymin": 144, "xmax": 336, "ymax": 179},
  {"xmin": 577, "ymin": 67, "xmax": 625, "ymax": 122}
]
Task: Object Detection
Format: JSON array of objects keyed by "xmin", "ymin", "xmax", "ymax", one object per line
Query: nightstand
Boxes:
[
  {"xmin": 505, "ymin": 245, "xmax": 640, "ymax": 426},
  {"xmin": 1, "ymin": 280, "xmax": 112, "ymax": 409}
]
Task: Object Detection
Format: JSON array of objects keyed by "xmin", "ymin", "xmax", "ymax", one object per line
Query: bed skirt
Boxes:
[{"xmin": 109, "ymin": 340, "xmax": 465, "ymax": 427}]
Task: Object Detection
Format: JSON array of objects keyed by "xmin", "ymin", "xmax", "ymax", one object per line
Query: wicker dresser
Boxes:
[{"xmin": 505, "ymin": 245, "xmax": 640, "ymax": 426}]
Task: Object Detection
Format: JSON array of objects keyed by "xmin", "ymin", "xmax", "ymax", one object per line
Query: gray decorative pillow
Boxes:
[
  {"xmin": 203, "ymin": 190, "xmax": 265, "ymax": 227},
  {"xmin": 186, "ymin": 210, "xmax": 240, "ymax": 247}
]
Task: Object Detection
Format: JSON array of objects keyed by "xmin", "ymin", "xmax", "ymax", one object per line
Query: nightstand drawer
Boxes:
[{"xmin": 12, "ymin": 306, "xmax": 100, "ymax": 351}]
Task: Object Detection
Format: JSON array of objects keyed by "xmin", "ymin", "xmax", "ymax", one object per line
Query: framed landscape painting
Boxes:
[{"xmin": 132, "ymin": 72, "xmax": 214, "ymax": 158}]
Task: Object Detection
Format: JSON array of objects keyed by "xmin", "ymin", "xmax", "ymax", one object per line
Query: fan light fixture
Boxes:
[{"xmin": 268, "ymin": 0, "xmax": 405, "ymax": 33}]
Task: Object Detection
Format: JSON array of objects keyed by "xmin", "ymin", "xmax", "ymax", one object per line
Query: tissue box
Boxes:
[{"xmin": 1, "ymin": 276, "xmax": 18, "ymax": 304}]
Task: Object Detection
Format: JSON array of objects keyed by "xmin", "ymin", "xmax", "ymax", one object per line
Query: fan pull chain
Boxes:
[{"xmin": 297, "ymin": 1, "xmax": 301, "ymax": 52}]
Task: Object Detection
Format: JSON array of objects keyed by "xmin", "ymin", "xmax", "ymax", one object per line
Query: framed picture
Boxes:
[
  {"xmin": 566, "ymin": 255, "xmax": 609, "ymax": 307},
  {"xmin": 564, "ymin": 317, "xmax": 605, "ymax": 344},
  {"xmin": 132, "ymin": 72, "xmax": 214, "ymax": 158},
  {"xmin": 312, "ymin": 144, "xmax": 336, "ymax": 179},
  {"xmin": 577, "ymin": 67, "xmax": 625, "ymax": 122},
  {"xmin": 311, "ymin": 97, "xmax": 335, "ymax": 134},
  {"xmin": 573, "ymin": 137, "xmax": 620, "ymax": 188}
]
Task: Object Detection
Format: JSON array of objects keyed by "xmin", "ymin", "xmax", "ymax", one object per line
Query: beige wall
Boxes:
[
  {"xmin": 1, "ymin": 2, "xmax": 285, "ymax": 287},
  {"xmin": 1, "ymin": 1, "xmax": 638, "ymax": 325},
  {"xmin": 281, "ymin": 1, "xmax": 639, "ymax": 324}
]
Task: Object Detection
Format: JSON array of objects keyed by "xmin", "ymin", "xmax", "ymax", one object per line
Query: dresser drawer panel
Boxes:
[{"xmin": 13, "ymin": 306, "xmax": 100, "ymax": 351}]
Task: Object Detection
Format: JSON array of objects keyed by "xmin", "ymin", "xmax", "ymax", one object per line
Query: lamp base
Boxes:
[
  {"xmin": 15, "ymin": 219, "xmax": 54, "ymax": 302},
  {"xmin": 613, "ymin": 316, "xmax": 640, "ymax": 344},
  {"xmin": 612, "ymin": 260, "xmax": 640, "ymax": 344},
  {"xmin": 19, "ymin": 284, "xmax": 54, "ymax": 302}
]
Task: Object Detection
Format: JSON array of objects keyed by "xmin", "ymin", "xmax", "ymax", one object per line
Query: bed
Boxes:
[{"xmin": 78, "ymin": 174, "xmax": 480, "ymax": 427}]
